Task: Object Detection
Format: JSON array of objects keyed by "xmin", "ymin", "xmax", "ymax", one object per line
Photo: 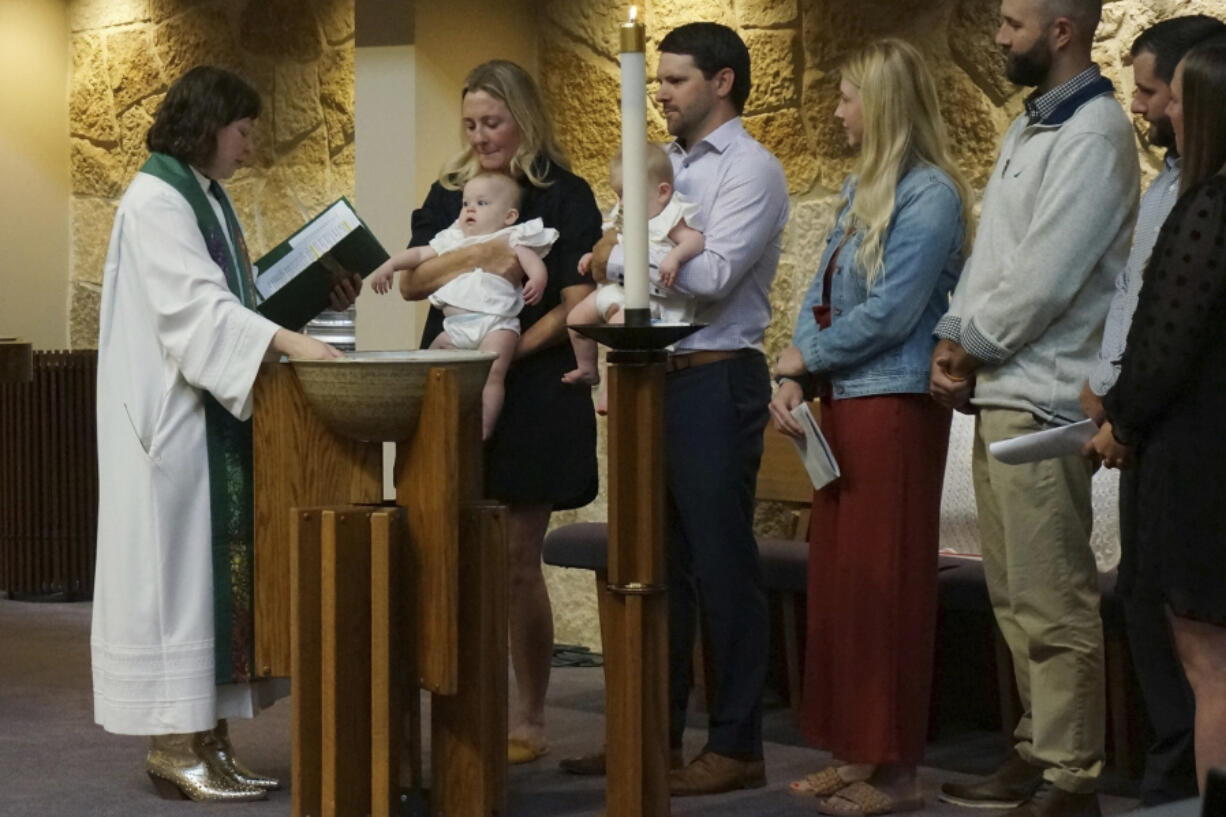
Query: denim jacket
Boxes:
[{"xmin": 792, "ymin": 164, "xmax": 965, "ymax": 399}]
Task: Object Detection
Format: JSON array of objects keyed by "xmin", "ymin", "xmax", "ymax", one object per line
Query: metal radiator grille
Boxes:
[{"xmin": 0, "ymin": 350, "xmax": 98, "ymax": 600}]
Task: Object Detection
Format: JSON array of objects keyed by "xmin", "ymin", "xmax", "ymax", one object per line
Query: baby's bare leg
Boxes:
[
  {"xmin": 591, "ymin": 304, "xmax": 624, "ymax": 415},
  {"xmin": 477, "ymin": 328, "xmax": 519, "ymax": 440},
  {"xmin": 430, "ymin": 331, "xmax": 456, "ymax": 349},
  {"xmin": 562, "ymin": 291, "xmax": 601, "ymax": 385}
]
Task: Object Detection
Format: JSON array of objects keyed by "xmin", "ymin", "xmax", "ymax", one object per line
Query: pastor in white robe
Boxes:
[{"xmin": 91, "ymin": 167, "xmax": 281, "ymax": 735}]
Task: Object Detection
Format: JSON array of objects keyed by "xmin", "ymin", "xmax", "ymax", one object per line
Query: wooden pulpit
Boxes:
[{"xmin": 251, "ymin": 360, "xmax": 506, "ymax": 817}]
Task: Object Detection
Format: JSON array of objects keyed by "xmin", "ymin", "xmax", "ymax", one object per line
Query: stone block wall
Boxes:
[
  {"xmin": 67, "ymin": 0, "xmax": 355, "ymax": 348},
  {"xmin": 538, "ymin": 0, "xmax": 1220, "ymax": 648},
  {"xmin": 64, "ymin": 0, "xmax": 1223, "ymax": 649}
]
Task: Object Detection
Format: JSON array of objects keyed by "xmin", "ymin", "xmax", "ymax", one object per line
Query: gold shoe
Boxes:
[
  {"xmin": 146, "ymin": 732, "xmax": 267, "ymax": 802},
  {"xmin": 508, "ymin": 737, "xmax": 549, "ymax": 764},
  {"xmin": 198, "ymin": 719, "xmax": 282, "ymax": 790}
]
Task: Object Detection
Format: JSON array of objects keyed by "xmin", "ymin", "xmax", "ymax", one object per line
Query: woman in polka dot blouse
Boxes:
[{"xmin": 1091, "ymin": 35, "xmax": 1226, "ymax": 795}]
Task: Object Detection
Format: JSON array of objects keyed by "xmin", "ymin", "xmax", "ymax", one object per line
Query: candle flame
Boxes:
[{"xmin": 629, "ymin": 5, "xmax": 638, "ymax": 23}]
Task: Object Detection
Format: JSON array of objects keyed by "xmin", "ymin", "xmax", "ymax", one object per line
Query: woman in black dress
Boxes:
[
  {"xmin": 1089, "ymin": 37, "xmax": 1226, "ymax": 792},
  {"xmin": 397, "ymin": 59, "xmax": 601, "ymax": 764}
]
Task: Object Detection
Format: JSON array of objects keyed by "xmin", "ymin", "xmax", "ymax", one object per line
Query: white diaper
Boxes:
[
  {"xmin": 593, "ymin": 283, "xmax": 694, "ymax": 324},
  {"xmin": 441, "ymin": 311, "xmax": 520, "ymax": 350},
  {"xmin": 594, "ymin": 283, "xmax": 626, "ymax": 321}
]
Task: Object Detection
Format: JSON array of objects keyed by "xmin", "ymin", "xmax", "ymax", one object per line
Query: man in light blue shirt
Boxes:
[
  {"xmin": 1080, "ymin": 15, "xmax": 1225, "ymax": 807},
  {"xmin": 603, "ymin": 21, "xmax": 789, "ymax": 797}
]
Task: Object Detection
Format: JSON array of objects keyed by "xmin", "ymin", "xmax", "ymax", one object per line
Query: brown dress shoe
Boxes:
[
  {"xmin": 668, "ymin": 751, "xmax": 766, "ymax": 796},
  {"xmin": 939, "ymin": 750, "xmax": 1044, "ymax": 808},
  {"xmin": 559, "ymin": 747, "xmax": 684, "ymax": 776},
  {"xmin": 1002, "ymin": 783, "xmax": 1101, "ymax": 817}
]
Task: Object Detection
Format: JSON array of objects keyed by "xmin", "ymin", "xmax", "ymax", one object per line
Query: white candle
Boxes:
[{"xmin": 619, "ymin": 6, "xmax": 649, "ymax": 317}]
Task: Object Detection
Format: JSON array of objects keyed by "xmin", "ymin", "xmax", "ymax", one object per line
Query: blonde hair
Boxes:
[
  {"xmin": 464, "ymin": 170, "xmax": 523, "ymax": 207},
  {"xmin": 839, "ymin": 39, "xmax": 974, "ymax": 290},
  {"xmin": 610, "ymin": 142, "xmax": 675, "ymax": 188},
  {"xmin": 440, "ymin": 60, "xmax": 570, "ymax": 190}
]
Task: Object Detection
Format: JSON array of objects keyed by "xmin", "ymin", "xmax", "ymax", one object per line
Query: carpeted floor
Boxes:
[{"xmin": 0, "ymin": 599, "xmax": 1141, "ymax": 817}]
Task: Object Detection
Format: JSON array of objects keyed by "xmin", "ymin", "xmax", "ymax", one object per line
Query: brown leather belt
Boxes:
[{"xmin": 664, "ymin": 349, "xmax": 758, "ymax": 373}]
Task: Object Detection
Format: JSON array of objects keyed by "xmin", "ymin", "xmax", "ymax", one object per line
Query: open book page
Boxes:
[
  {"xmin": 255, "ymin": 200, "xmax": 361, "ymax": 300},
  {"xmin": 790, "ymin": 402, "xmax": 840, "ymax": 490},
  {"xmin": 988, "ymin": 418, "xmax": 1096, "ymax": 465}
]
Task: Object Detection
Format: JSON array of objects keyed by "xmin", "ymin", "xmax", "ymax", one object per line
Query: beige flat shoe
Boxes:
[
  {"xmin": 790, "ymin": 766, "xmax": 848, "ymax": 797},
  {"xmin": 817, "ymin": 781, "xmax": 924, "ymax": 816},
  {"xmin": 507, "ymin": 737, "xmax": 549, "ymax": 765}
]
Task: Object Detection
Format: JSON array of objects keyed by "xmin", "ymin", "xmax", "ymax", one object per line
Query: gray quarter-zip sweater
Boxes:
[{"xmin": 935, "ymin": 69, "xmax": 1140, "ymax": 424}]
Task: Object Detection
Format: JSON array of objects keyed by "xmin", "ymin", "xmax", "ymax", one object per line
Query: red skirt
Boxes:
[{"xmin": 800, "ymin": 393, "xmax": 951, "ymax": 764}]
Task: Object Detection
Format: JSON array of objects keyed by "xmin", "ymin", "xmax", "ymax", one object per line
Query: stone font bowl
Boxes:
[{"xmin": 289, "ymin": 350, "xmax": 496, "ymax": 442}]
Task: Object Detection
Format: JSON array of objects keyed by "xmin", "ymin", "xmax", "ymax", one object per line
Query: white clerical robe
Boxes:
[{"xmin": 91, "ymin": 169, "xmax": 281, "ymax": 735}]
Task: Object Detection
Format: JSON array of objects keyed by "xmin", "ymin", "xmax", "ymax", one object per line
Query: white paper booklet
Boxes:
[
  {"xmin": 989, "ymin": 418, "xmax": 1097, "ymax": 465},
  {"xmin": 255, "ymin": 199, "xmax": 363, "ymax": 300},
  {"xmin": 790, "ymin": 403, "xmax": 840, "ymax": 490}
]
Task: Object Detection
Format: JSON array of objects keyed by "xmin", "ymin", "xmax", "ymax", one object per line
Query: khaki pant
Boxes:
[{"xmin": 972, "ymin": 409, "xmax": 1104, "ymax": 794}]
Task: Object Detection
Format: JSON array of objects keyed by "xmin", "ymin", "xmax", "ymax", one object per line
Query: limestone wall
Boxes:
[
  {"xmin": 67, "ymin": 0, "xmax": 355, "ymax": 348},
  {"xmin": 63, "ymin": 0, "xmax": 1224, "ymax": 650},
  {"xmin": 538, "ymin": 0, "xmax": 1225, "ymax": 649}
]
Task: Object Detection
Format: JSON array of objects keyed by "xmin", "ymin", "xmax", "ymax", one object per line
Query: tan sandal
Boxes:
[
  {"xmin": 789, "ymin": 766, "xmax": 848, "ymax": 797},
  {"xmin": 818, "ymin": 781, "xmax": 925, "ymax": 816}
]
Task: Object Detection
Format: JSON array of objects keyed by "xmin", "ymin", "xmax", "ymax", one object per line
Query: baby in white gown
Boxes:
[
  {"xmin": 563, "ymin": 144, "xmax": 705, "ymax": 406},
  {"xmin": 371, "ymin": 171, "xmax": 557, "ymax": 438}
]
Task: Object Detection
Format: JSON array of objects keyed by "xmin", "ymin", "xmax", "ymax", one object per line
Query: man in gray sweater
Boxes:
[{"xmin": 930, "ymin": 1, "xmax": 1139, "ymax": 816}]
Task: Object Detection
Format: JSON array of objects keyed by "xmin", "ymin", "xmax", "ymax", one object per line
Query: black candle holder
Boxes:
[{"xmin": 571, "ymin": 318, "xmax": 703, "ymax": 363}]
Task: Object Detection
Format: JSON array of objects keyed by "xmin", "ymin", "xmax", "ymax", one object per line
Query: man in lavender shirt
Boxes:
[{"xmin": 602, "ymin": 21, "xmax": 789, "ymax": 796}]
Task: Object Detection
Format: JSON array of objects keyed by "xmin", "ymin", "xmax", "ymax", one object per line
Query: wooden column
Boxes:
[
  {"xmin": 604, "ymin": 350, "xmax": 670, "ymax": 817},
  {"xmin": 253, "ymin": 362, "xmax": 381, "ymax": 677},
  {"xmin": 320, "ymin": 508, "xmax": 374, "ymax": 817},
  {"xmin": 431, "ymin": 502, "xmax": 507, "ymax": 817},
  {"xmin": 290, "ymin": 508, "xmax": 324, "ymax": 817},
  {"xmin": 291, "ymin": 506, "xmax": 377, "ymax": 817},
  {"xmin": 370, "ymin": 506, "xmax": 420, "ymax": 817},
  {"xmin": 395, "ymin": 367, "xmax": 506, "ymax": 817}
]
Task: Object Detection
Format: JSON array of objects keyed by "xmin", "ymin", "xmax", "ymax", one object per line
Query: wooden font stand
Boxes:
[
  {"xmin": 252, "ymin": 362, "xmax": 506, "ymax": 817},
  {"xmin": 576, "ymin": 318, "xmax": 698, "ymax": 817},
  {"xmin": 603, "ymin": 348, "xmax": 670, "ymax": 817}
]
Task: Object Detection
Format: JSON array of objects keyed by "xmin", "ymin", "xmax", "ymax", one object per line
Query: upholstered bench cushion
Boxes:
[
  {"xmin": 936, "ymin": 554, "xmax": 1122, "ymax": 623},
  {"xmin": 546, "ymin": 532, "xmax": 1121, "ymax": 625},
  {"xmin": 756, "ymin": 537, "xmax": 808, "ymax": 593},
  {"xmin": 543, "ymin": 522, "xmax": 609, "ymax": 572},
  {"xmin": 936, "ymin": 554, "xmax": 991, "ymax": 612},
  {"xmin": 543, "ymin": 522, "xmax": 808, "ymax": 593}
]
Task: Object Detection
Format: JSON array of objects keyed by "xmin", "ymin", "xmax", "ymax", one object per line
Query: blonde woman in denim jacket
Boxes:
[{"xmin": 769, "ymin": 39, "xmax": 972, "ymax": 816}]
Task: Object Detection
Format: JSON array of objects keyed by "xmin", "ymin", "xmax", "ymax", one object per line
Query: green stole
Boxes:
[{"xmin": 140, "ymin": 152, "xmax": 260, "ymax": 686}]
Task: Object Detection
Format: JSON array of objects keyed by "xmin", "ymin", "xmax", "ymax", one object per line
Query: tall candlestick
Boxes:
[{"xmin": 619, "ymin": 6, "xmax": 649, "ymax": 324}]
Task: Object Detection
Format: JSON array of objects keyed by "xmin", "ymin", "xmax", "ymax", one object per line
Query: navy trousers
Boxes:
[{"xmin": 664, "ymin": 353, "xmax": 770, "ymax": 759}]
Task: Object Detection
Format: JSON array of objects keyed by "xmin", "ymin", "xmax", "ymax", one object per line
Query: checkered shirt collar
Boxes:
[{"xmin": 1024, "ymin": 65, "xmax": 1101, "ymax": 124}]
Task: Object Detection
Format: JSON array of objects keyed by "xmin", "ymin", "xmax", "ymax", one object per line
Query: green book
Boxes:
[{"xmin": 254, "ymin": 197, "xmax": 389, "ymax": 330}]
